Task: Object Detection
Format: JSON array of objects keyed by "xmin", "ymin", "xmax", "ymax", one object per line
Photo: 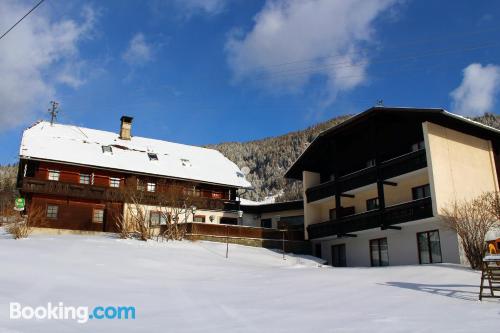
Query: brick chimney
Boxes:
[{"xmin": 119, "ymin": 116, "xmax": 133, "ymax": 140}]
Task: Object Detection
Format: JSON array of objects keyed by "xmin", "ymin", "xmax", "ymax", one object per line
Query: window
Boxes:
[
  {"xmin": 148, "ymin": 153, "xmax": 158, "ymax": 161},
  {"xmin": 150, "ymin": 212, "xmax": 168, "ymax": 226},
  {"xmin": 102, "ymin": 145, "xmax": 113, "ymax": 154},
  {"xmin": 261, "ymin": 218, "xmax": 272, "ymax": 228},
  {"xmin": 48, "ymin": 170, "xmax": 60, "ymax": 181},
  {"xmin": 79, "ymin": 174, "xmax": 90, "ymax": 185},
  {"xmin": 220, "ymin": 217, "xmax": 238, "ymax": 225},
  {"xmin": 147, "ymin": 182, "xmax": 156, "ymax": 192},
  {"xmin": 46, "ymin": 205, "xmax": 58, "ymax": 219},
  {"xmin": 93, "ymin": 209, "xmax": 104, "ymax": 223},
  {"xmin": 150, "ymin": 212, "xmax": 161, "ymax": 226},
  {"xmin": 412, "ymin": 184, "xmax": 431, "ymax": 200},
  {"xmin": 329, "ymin": 208, "xmax": 337, "ymax": 220},
  {"xmin": 109, "ymin": 177, "xmax": 120, "ymax": 188},
  {"xmin": 211, "ymin": 191, "xmax": 223, "ymax": 199},
  {"xmin": 417, "ymin": 230, "xmax": 442, "ymax": 264},
  {"xmin": 315, "ymin": 244, "xmax": 322, "ymax": 258},
  {"xmin": 411, "ymin": 140, "xmax": 425, "ymax": 152},
  {"xmin": 193, "ymin": 215, "xmax": 206, "ymax": 223},
  {"xmin": 137, "ymin": 180, "xmax": 145, "ymax": 191},
  {"xmin": 366, "ymin": 198, "xmax": 379, "ymax": 211},
  {"xmin": 370, "ymin": 238, "xmax": 389, "ymax": 267},
  {"xmin": 181, "ymin": 159, "xmax": 191, "ymax": 167},
  {"xmin": 332, "ymin": 244, "xmax": 347, "ymax": 267},
  {"xmin": 366, "ymin": 158, "xmax": 376, "ymax": 167}
]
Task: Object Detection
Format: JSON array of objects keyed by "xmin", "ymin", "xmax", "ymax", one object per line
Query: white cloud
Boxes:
[
  {"xmin": 450, "ymin": 63, "xmax": 500, "ymax": 116},
  {"xmin": 226, "ymin": 0, "xmax": 398, "ymax": 103},
  {"xmin": 122, "ymin": 33, "xmax": 153, "ymax": 66},
  {"xmin": 0, "ymin": 1, "xmax": 97, "ymax": 132},
  {"xmin": 173, "ymin": 0, "xmax": 227, "ymax": 16}
]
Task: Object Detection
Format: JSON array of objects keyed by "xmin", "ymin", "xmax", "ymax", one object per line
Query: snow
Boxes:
[
  {"xmin": 20, "ymin": 121, "xmax": 252, "ymax": 188},
  {"xmin": 0, "ymin": 231, "xmax": 498, "ymax": 332}
]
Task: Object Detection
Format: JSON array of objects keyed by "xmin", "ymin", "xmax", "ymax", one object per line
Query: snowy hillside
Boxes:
[{"xmin": 0, "ymin": 232, "xmax": 498, "ymax": 332}]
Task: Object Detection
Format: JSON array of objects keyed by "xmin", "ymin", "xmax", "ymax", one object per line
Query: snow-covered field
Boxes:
[{"xmin": 0, "ymin": 231, "xmax": 498, "ymax": 332}]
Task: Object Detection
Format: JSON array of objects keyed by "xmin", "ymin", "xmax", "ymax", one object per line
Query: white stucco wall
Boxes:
[{"xmin": 313, "ymin": 217, "xmax": 461, "ymax": 267}]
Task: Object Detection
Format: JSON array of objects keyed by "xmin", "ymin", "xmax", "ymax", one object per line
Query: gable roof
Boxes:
[
  {"xmin": 20, "ymin": 121, "xmax": 252, "ymax": 188},
  {"xmin": 285, "ymin": 106, "xmax": 500, "ymax": 180}
]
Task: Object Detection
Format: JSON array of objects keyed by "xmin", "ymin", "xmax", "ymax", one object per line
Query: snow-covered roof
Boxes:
[{"xmin": 20, "ymin": 121, "xmax": 252, "ymax": 188}]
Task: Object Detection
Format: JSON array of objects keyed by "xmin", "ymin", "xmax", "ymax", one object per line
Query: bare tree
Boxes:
[
  {"xmin": 108, "ymin": 178, "xmax": 195, "ymax": 241},
  {"xmin": 5, "ymin": 205, "xmax": 46, "ymax": 239},
  {"xmin": 156, "ymin": 181, "xmax": 195, "ymax": 241},
  {"xmin": 442, "ymin": 192, "xmax": 500, "ymax": 269},
  {"xmin": 485, "ymin": 191, "xmax": 500, "ymax": 221}
]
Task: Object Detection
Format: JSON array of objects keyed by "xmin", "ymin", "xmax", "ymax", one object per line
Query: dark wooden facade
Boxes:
[{"xmin": 18, "ymin": 159, "xmax": 239, "ymax": 232}]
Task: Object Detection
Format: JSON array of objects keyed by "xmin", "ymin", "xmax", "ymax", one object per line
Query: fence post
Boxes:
[
  {"xmin": 226, "ymin": 225, "xmax": 229, "ymax": 259},
  {"xmin": 282, "ymin": 229, "xmax": 286, "ymax": 260}
]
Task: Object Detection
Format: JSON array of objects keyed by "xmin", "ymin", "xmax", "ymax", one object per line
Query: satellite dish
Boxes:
[{"xmin": 241, "ymin": 166, "xmax": 250, "ymax": 175}]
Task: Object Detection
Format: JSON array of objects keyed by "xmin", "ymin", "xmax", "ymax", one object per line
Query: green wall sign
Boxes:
[{"xmin": 14, "ymin": 197, "xmax": 25, "ymax": 211}]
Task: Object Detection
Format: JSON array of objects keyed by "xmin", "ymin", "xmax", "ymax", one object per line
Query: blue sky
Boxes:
[{"xmin": 0, "ymin": 0, "xmax": 500, "ymax": 164}]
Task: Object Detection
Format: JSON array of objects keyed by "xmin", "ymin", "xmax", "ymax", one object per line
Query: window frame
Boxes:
[
  {"xmin": 79, "ymin": 173, "xmax": 91, "ymax": 185},
  {"xmin": 46, "ymin": 204, "xmax": 59, "ymax": 219},
  {"xmin": 149, "ymin": 211, "xmax": 161, "ymax": 227},
  {"xmin": 315, "ymin": 243, "xmax": 322, "ymax": 258},
  {"xmin": 92, "ymin": 208, "xmax": 105, "ymax": 224},
  {"xmin": 331, "ymin": 244, "xmax": 347, "ymax": 267},
  {"xmin": 369, "ymin": 237, "xmax": 389, "ymax": 267},
  {"xmin": 109, "ymin": 177, "xmax": 121, "ymax": 188},
  {"xmin": 412, "ymin": 184, "xmax": 431, "ymax": 201},
  {"xmin": 47, "ymin": 170, "xmax": 60, "ymax": 181},
  {"xmin": 366, "ymin": 158, "xmax": 376, "ymax": 168},
  {"xmin": 147, "ymin": 153, "xmax": 158, "ymax": 161},
  {"xmin": 416, "ymin": 230, "xmax": 443, "ymax": 264},
  {"xmin": 260, "ymin": 218, "xmax": 272, "ymax": 228},
  {"xmin": 193, "ymin": 215, "xmax": 206, "ymax": 223},
  {"xmin": 366, "ymin": 197, "xmax": 379, "ymax": 211},
  {"xmin": 146, "ymin": 182, "xmax": 156, "ymax": 192},
  {"xmin": 102, "ymin": 145, "xmax": 113, "ymax": 154}
]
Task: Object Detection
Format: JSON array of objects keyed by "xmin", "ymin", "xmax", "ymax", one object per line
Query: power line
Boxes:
[
  {"xmin": 250, "ymin": 26, "xmax": 500, "ymax": 72},
  {"xmin": 0, "ymin": 0, "xmax": 45, "ymax": 41},
  {"xmin": 251, "ymin": 41, "xmax": 500, "ymax": 81}
]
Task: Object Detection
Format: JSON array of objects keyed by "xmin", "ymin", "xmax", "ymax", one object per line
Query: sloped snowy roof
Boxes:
[{"xmin": 20, "ymin": 121, "xmax": 252, "ymax": 188}]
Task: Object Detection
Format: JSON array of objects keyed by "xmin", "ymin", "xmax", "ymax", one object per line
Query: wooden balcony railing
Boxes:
[
  {"xmin": 183, "ymin": 223, "xmax": 305, "ymax": 241},
  {"xmin": 21, "ymin": 178, "xmax": 237, "ymax": 211},
  {"xmin": 307, "ymin": 197, "xmax": 433, "ymax": 239},
  {"xmin": 306, "ymin": 149, "xmax": 427, "ymax": 203}
]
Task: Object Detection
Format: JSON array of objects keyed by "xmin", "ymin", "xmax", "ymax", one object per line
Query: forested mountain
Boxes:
[{"xmin": 0, "ymin": 113, "xmax": 499, "ymax": 202}]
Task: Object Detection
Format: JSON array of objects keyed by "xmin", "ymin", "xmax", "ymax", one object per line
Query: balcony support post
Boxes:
[
  {"xmin": 373, "ymin": 118, "xmax": 386, "ymax": 227},
  {"xmin": 332, "ymin": 140, "xmax": 342, "ymax": 219}
]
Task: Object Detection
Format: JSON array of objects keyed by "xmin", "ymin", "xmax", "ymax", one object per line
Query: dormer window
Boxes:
[
  {"xmin": 148, "ymin": 153, "xmax": 158, "ymax": 161},
  {"xmin": 102, "ymin": 145, "xmax": 113, "ymax": 154},
  {"xmin": 181, "ymin": 159, "xmax": 191, "ymax": 167}
]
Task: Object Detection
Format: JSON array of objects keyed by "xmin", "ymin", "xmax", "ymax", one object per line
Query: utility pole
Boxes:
[{"xmin": 48, "ymin": 101, "xmax": 59, "ymax": 125}]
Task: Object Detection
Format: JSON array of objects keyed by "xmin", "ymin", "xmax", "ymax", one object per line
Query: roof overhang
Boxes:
[{"xmin": 284, "ymin": 106, "xmax": 500, "ymax": 180}]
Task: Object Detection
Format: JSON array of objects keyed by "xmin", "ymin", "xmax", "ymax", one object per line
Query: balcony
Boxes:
[
  {"xmin": 21, "ymin": 178, "xmax": 237, "ymax": 211},
  {"xmin": 306, "ymin": 149, "xmax": 427, "ymax": 203},
  {"xmin": 307, "ymin": 197, "xmax": 433, "ymax": 239}
]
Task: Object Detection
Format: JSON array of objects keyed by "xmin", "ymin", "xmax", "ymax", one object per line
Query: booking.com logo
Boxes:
[{"xmin": 10, "ymin": 302, "xmax": 135, "ymax": 324}]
